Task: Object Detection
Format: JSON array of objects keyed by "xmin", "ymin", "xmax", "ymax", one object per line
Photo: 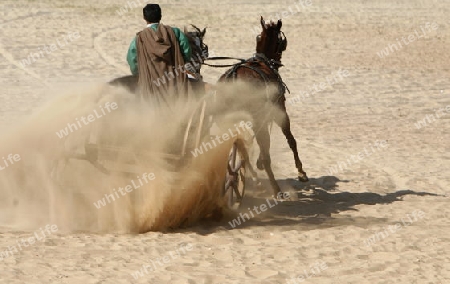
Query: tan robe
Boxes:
[{"xmin": 136, "ymin": 24, "xmax": 188, "ymax": 105}]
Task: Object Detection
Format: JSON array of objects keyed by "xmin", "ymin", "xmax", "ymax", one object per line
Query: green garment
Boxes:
[{"xmin": 126, "ymin": 24, "xmax": 192, "ymax": 75}]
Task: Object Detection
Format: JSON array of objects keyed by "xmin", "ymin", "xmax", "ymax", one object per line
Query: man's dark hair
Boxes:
[{"xmin": 143, "ymin": 4, "xmax": 162, "ymax": 23}]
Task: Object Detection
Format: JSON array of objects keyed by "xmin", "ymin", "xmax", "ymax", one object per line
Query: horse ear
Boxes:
[
  {"xmin": 201, "ymin": 27, "xmax": 206, "ymax": 37},
  {"xmin": 260, "ymin": 16, "xmax": 266, "ymax": 29},
  {"xmin": 277, "ymin": 19, "xmax": 282, "ymax": 30},
  {"xmin": 190, "ymin": 24, "xmax": 201, "ymax": 33}
]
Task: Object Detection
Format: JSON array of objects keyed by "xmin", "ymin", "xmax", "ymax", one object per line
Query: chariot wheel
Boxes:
[{"xmin": 223, "ymin": 141, "xmax": 247, "ymax": 210}]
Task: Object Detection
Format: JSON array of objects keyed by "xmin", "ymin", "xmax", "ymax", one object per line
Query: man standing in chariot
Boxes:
[{"xmin": 126, "ymin": 4, "xmax": 193, "ymax": 102}]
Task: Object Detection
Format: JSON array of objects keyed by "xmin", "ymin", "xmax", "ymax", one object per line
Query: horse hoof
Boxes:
[
  {"xmin": 298, "ymin": 172, "xmax": 309, "ymax": 182},
  {"xmin": 256, "ymin": 159, "xmax": 265, "ymax": 170}
]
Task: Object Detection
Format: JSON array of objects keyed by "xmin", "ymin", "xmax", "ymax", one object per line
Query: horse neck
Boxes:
[
  {"xmin": 254, "ymin": 51, "xmax": 282, "ymax": 71},
  {"xmin": 257, "ymin": 40, "xmax": 282, "ymax": 67}
]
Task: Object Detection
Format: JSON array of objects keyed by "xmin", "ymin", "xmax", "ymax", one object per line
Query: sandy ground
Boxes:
[{"xmin": 1, "ymin": 0, "xmax": 449, "ymax": 283}]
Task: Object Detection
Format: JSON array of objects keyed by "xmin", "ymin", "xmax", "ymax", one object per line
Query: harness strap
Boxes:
[
  {"xmin": 253, "ymin": 53, "xmax": 290, "ymax": 95},
  {"xmin": 223, "ymin": 58, "xmax": 272, "ymax": 99}
]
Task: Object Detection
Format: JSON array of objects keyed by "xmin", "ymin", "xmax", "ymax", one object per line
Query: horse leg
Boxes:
[
  {"xmin": 256, "ymin": 128, "xmax": 265, "ymax": 170},
  {"xmin": 256, "ymin": 151, "xmax": 265, "ymax": 170},
  {"xmin": 255, "ymin": 126, "xmax": 281, "ymax": 196},
  {"xmin": 274, "ymin": 104, "xmax": 309, "ymax": 182},
  {"xmin": 234, "ymin": 138, "xmax": 258, "ymax": 180}
]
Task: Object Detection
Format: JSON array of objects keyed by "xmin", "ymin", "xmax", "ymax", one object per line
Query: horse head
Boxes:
[
  {"xmin": 185, "ymin": 24, "xmax": 208, "ymax": 74},
  {"xmin": 256, "ymin": 17, "xmax": 287, "ymax": 63}
]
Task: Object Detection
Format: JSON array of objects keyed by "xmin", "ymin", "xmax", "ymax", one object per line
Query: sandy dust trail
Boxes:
[{"xmin": 0, "ymin": 82, "xmax": 264, "ymax": 233}]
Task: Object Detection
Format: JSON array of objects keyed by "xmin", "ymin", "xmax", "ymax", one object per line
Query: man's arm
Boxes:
[
  {"xmin": 126, "ymin": 37, "xmax": 138, "ymax": 75},
  {"xmin": 172, "ymin": 27, "xmax": 192, "ymax": 62}
]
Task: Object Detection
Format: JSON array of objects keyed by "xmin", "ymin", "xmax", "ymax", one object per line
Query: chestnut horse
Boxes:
[{"xmin": 218, "ymin": 17, "xmax": 308, "ymax": 196}]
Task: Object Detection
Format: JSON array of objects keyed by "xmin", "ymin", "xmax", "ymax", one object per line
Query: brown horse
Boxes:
[{"xmin": 218, "ymin": 17, "xmax": 308, "ymax": 196}]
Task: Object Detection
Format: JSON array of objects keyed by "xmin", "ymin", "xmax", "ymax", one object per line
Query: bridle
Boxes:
[
  {"xmin": 196, "ymin": 37, "xmax": 209, "ymax": 60},
  {"xmin": 256, "ymin": 29, "xmax": 287, "ymax": 57},
  {"xmin": 276, "ymin": 31, "xmax": 287, "ymax": 55}
]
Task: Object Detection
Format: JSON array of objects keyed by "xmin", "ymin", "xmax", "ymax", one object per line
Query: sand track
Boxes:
[{"xmin": 0, "ymin": 0, "xmax": 449, "ymax": 283}]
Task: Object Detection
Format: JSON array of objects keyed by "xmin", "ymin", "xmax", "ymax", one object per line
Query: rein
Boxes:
[{"xmin": 202, "ymin": 57, "xmax": 246, "ymax": 68}]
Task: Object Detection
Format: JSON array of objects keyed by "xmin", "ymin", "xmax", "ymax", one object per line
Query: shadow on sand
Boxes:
[{"xmin": 186, "ymin": 176, "xmax": 441, "ymax": 234}]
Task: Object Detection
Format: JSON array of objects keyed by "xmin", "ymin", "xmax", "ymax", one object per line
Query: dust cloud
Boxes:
[{"xmin": 0, "ymin": 81, "xmax": 280, "ymax": 233}]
